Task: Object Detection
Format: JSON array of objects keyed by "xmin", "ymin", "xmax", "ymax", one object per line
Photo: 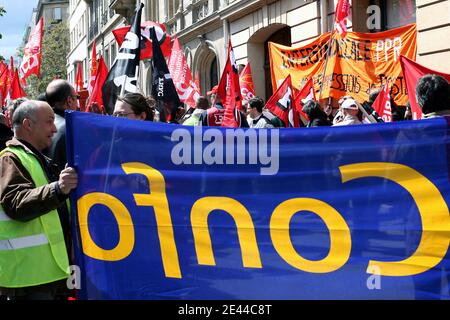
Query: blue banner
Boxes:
[{"xmin": 66, "ymin": 111, "xmax": 450, "ymax": 300}]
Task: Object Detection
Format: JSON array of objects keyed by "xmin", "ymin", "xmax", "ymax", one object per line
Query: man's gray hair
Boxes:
[{"xmin": 12, "ymin": 100, "xmax": 40, "ymax": 131}]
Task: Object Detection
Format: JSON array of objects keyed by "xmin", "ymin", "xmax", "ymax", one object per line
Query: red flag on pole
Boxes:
[
  {"xmin": 334, "ymin": 0, "xmax": 351, "ymax": 37},
  {"xmin": 168, "ymin": 36, "xmax": 200, "ymax": 108},
  {"xmin": 20, "ymin": 17, "xmax": 43, "ymax": 80},
  {"xmin": 265, "ymin": 75, "xmax": 299, "ymax": 127},
  {"xmin": 75, "ymin": 62, "xmax": 84, "ymax": 93},
  {"xmin": 218, "ymin": 40, "xmax": 243, "ymax": 127},
  {"xmin": 372, "ymin": 83, "xmax": 393, "ymax": 122},
  {"xmin": 87, "ymin": 42, "xmax": 97, "ymax": 95},
  {"xmin": 195, "ymin": 71, "xmax": 201, "ymax": 93},
  {"xmin": 9, "ymin": 68, "xmax": 27, "ymax": 100},
  {"xmin": 400, "ymin": 55, "xmax": 450, "ymax": 120},
  {"xmin": 87, "ymin": 56, "xmax": 108, "ymax": 112},
  {"xmin": 293, "ymin": 78, "xmax": 317, "ymax": 123},
  {"xmin": 1, "ymin": 66, "xmax": 11, "ymax": 106},
  {"xmin": 239, "ymin": 62, "xmax": 256, "ymax": 102},
  {"xmin": 112, "ymin": 21, "xmax": 171, "ymax": 60}
]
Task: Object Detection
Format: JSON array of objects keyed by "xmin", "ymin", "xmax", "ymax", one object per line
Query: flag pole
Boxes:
[{"xmin": 318, "ymin": 29, "xmax": 335, "ymax": 100}]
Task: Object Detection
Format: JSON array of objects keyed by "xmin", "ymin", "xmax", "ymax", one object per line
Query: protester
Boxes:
[
  {"xmin": 246, "ymin": 97, "xmax": 274, "ymax": 128},
  {"xmin": 0, "ymin": 100, "xmax": 78, "ymax": 300},
  {"xmin": 113, "ymin": 92, "xmax": 155, "ymax": 121},
  {"xmin": 302, "ymin": 100, "xmax": 332, "ymax": 127},
  {"xmin": 183, "ymin": 96, "xmax": 208, "ymax": 126},
  {"xmin": 416, "ymin": 74, "xmax": 450, "ymax": 118},
  {"xmin": 44, "ymin": 79, "xmax": 79, "ymax": 172},
  {"xmin": 332, "ymin": 98, "xmax": 362, "ymax": 126},
  {"xmin": 0, "ymin": 113, "xmax": 13, "ymax": 151},
  {"xmin": 6, "ymin": 98, "xmax": 29, "ymax": 127},
  {"xmin": 404, "ymin": 102, "xmax": 413, "ymax": 120}
]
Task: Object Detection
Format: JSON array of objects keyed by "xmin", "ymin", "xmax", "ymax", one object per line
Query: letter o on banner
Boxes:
[
  {"xmin": 270, "ymin": 198, "xmax": 351, "ymax": 273},
  {"xmin": 77, "ymin": 192, "xmax": 135, "ymax": 261}
]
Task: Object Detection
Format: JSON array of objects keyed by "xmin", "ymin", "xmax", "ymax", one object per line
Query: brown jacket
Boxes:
[{"xmin": 0, "ymin": 138, "xmax": 69, "ymax": 222}]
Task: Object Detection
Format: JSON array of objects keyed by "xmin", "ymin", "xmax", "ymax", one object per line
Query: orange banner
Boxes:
[{"xmin": 269, "ymin": 24, "xmax": 417, "ymax": 106}]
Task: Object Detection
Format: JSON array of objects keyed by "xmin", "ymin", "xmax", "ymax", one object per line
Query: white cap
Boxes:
[{"xmin": 341, "ymin": 98, "xmax": 359, "ymax": 110}]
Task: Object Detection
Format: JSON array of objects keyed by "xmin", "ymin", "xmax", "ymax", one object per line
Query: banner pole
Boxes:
[{"xmin": 318, "ymin": 30, "xmax": 335, "ymax": 100}]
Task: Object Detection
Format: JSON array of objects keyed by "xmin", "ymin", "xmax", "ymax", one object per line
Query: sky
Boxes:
[{"xmin": 0, "ymin": 0, "xmax": 39, "ymax": 64}]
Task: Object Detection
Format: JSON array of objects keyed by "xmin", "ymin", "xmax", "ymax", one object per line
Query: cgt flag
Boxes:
[
  {"xmin": 372, "ymin": 83, "xmax": 393, "ymax": 122},
  {"xmin": 113, "ymin": 21, "xmax": 171, "ymax": 60},
  {"xmin": 168, "ymin": 36, "xmax": 200, "ymax": 109},
  {"xmin": 218, "ymin": 40, "xmax": 243, "ymax": 127},
  {"xmin": 265, "ymin": 75, "xmax": 299, "ymax": 128},
  {"xmin": 102, "ymin": 3, "xmax": 143, "ymax": 114},
  {"xmin": 400, "ymin": 55, "xmax": 450, "ymax": 120},
  {"xmin": 335, "ymin": 0, "xmax": 351, "ymax": 37},
  {"xmin": 239, "ymin": 62, "xmax": 256, "ymax": 102},
  {"xmin": 20, "ymin": 17, "xmax": 43, "ymax": 81},
  {"xmin": 150, "ymin": 27, "xmax": 182, "ymax": 122}
]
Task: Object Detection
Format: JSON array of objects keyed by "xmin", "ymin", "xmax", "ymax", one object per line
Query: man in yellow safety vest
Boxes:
[{"xmin": 0, "ymin": 100, "xmax": 78, "ymax": 300}]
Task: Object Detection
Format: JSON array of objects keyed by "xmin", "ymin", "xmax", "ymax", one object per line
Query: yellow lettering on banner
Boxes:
[
  {"xmin": 340, "ymin": 162, "xmax": 450, "ymax": 276},
  {"xmin": 122, "ymin": 162, "xmax": 181, "ymax": 279},
  {"xmin": 191, "ymin": 197, "xmax": 262, "ymax": 268},
  {"xmin": 270, "ymin": 198, "xmax": 351, "ymax": 273},
  {"xmin": 77, "ymin": 192, "xmax": 135, "ymax": 261}
]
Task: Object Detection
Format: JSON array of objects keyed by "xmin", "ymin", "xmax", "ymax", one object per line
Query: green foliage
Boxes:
[
  {"xmin": 23, "ymin": 22, "xmax": 69, "ymax": 98},
  {"xmin": 0, "ymin": 6, "xmax": 5, "ymax": 40}
]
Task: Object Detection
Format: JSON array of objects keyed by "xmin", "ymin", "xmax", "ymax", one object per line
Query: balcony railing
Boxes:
[{"xmin": 88, "ymin": 22, "xmax": 99, "ymax": 42}]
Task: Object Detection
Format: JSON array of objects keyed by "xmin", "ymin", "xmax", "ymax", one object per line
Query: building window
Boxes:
[
  {"xmin": 53, "ymin": 7, "xmax": 62, "ymax": 21},
  {"xmin": 111, "ymin": 42, "xmax": 116, "ymax": 64},
  {"xmin": 209, "ymin": 57, "xmax": 218, "ymax": 88}
]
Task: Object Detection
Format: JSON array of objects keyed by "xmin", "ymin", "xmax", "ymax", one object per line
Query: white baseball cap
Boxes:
[{"xmin": 341, "ymin": 98, "xmax": 359, "ymax": 110}]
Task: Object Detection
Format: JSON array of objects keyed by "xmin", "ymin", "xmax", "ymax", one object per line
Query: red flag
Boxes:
[
  {"xmin": 9, "ymin": 68, "xmax": 27, "ymax": 100},
  {"xmin": 87, "ymin": 56, "xmax": 108, "ymax": 112},
  {"xmin": 1, "ymin": 66, "xmax": 11, "ymax": 106},
  {"xmin": 335, "ymin": 0, "xmax": 350, "ymax": 37},
  {"xmin": 87, "ymin": 41, "xmax": 97, "ymax": 95},
  {"xmin": 0, "ymin": 66, "xmax": 9, "ymax": 106},
  {"xmin": 75, "ymin": 62, "xmax": 84, "ymax": 93},
  {"xmin": 218, "ymin": 40, "xmax": 243, "ymax": 127},
  {"xmin": 400, "ymin": 55, "xmax": 450, "ymax": 120},
  {"xmin": 112, "ymin": 21, "xmax": 171, "ymax": 60},
  {"xmin": 239, "ymin": 62, "xmax": 256, "ymax": 101},
  {"xmin": 20, "ymin": 17, "xmax": 43, "ymax": 80},
  {"xmin": 168, "ymin": 36, "xmax": 200, "ymax": 108},
  {"xmin": 0, "ymin": 61, "xmax": 6, "ymax": 75},
  {"xmin": 293, "ymin": 78, "xmax": 317, "ymax": 123},
  {"xmin": 372, "ymin": 83, "xmax": 393, "ymax": 122},
  {"xmin": 195, "ymin": 71, "xmax": 201, "ymax": 93},
  {"xmin": 265, "ymin": 75, "xmax": 299, "ymax": 127}
]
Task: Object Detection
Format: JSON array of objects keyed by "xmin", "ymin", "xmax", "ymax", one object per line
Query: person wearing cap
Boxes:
[
  {"xmin": 207, "ymin": 85, "xmax": 223, "ymax": 109},
  {"xmin": 332, "ymin": 98, "xmax": 362, "ymax": 126}
]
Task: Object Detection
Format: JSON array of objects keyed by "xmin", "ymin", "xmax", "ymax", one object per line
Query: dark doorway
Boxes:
[{"xmin": 264, "ymin": 27, "xmax": 291, "ymax": 99}]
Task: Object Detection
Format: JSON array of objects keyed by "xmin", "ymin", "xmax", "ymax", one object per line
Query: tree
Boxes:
[
  {"xmin": 23, "ymin": 22, "xmax": 69, "ymax": 98},
  {"xmin": 0, "ymin": 6, "xmax": 5, "ymax": 40}
]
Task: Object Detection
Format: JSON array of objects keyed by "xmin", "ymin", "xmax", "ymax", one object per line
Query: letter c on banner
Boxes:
[
  {"xmin": 77, "ymin": 192, "xmax": 135, "ymax": 261},
  {"xmin": 340, "ymin": 162, "xmax": 450, "ymax": 276},
  {"xmin": 270, "ymin": 198, "xmax": 352, "ymax": 273}
]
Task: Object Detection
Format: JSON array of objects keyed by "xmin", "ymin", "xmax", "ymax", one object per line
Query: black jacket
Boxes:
[
  {"xmin": 0, "ymin": 123, "xmax": 13, "ymax": 151},
  {"xmin": 44, "ymin": 109, "xmax": 66, "ymax": 172}
]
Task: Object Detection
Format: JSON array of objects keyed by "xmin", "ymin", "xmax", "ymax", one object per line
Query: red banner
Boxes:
[
  {"xmin": 400, "ymin": 55, "xmax": 450, "ymax": 119},
  {"xmin": 112, "ymin": 21, "xmax": 171, "ymax": 60},
  {"xmin": 168, "ymin": 36, "xmax": 200, "ymax": 108},
  {"xmin": 87, "ymin": 42, "xmax": 97, "ymax": 95},
  {"xmin": 372, "ymin": 83, "xmax": 392, "ymax": 122},
  {"xmin": 20, "ymin": 17, "xmax": 43, "ymax": 80},
  {"xmin": 239, "ymin": 62, "xmax": 256, "ymax": 102}
]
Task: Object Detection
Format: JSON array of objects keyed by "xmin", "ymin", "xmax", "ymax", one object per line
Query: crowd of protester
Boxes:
[{"xmin": 0, "ymin": 73, "xmax": 449, "ymax": 300}]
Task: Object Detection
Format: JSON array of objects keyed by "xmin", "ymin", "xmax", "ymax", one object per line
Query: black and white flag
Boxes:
[
  {"xmin": 102, "ymin": 3, "xmax": 143, "ymax": 114},
  {"xmin": 150, "ymin": 27, "xmax": 181, "ymax": 122}
]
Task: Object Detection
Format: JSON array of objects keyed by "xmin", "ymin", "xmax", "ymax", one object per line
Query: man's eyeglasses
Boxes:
[{"xmin": 112, "ymin": 112, "xmax": 135, "ymax": 118}]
